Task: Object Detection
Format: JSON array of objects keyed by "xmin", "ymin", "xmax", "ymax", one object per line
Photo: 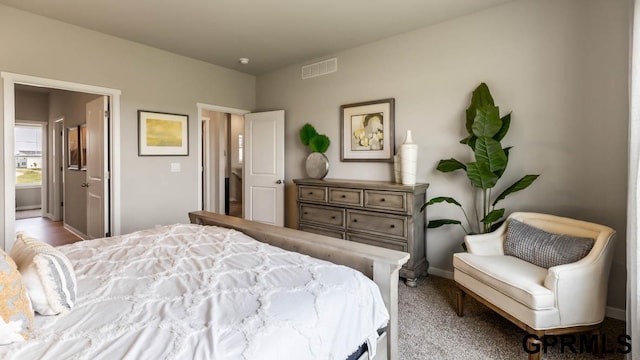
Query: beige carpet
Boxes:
[{"xmin": 398, "ymin": 276, "xmax": 626, "ymax": 359}]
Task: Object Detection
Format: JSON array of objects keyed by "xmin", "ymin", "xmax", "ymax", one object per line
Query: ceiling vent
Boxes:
[{"xmin": 301, "ymin": 58, "xmax": 337, "ymax": 80}]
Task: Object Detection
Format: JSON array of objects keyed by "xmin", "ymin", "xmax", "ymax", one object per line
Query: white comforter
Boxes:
[{"xmin": 1, "ymin": 224, "xmax": 388, "ymax": 360}]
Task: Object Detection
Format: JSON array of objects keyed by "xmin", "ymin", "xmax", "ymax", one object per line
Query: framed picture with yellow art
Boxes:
[
  {"xmin": 340, "ymin": 98, "xmax": 395, "ymax": 162},
  {"xmin": 138, "ymin": 110, "xmax": 189, "ymax": 156},
  {"xmin": 67, "ymin": 126, "xmax": 80, "ymax": 170}
]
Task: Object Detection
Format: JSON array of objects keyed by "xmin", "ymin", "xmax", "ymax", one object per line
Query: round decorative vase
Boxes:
[
  {"xmin": 305, "ymin": 152, "xmax": 329, "ymax": 179},
  {"xmin": 400, "ymin": 130, "xmax": 418, "ymax": 185}
]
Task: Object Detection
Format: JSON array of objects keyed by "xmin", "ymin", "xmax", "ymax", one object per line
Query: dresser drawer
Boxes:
[
  {"xmin": 348, "ymin": 233, "xmax": 407, "ymax": 252},
  {"xmin": 364, "ymin": 190, "xmax": 407, "ymax": 212},
  {"xmin": 298, "ymin": 186, "xmax": 327, "ymax": 203},
  {"xmin": 347, "ymin": 210, "xmax": 407, "ymax": 239},
  {"xmin": 300, "ymin": 204, "xmax": 345, "ymax": 228},
  {"xmin": 299, "ymin": 224, "xmax": 345, "ymax": 239},
  {"xmin": 329, "ymin": 188, "xmax": 363, "ymax": 206}
]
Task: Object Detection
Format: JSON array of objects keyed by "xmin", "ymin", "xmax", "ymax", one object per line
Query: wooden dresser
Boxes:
[{"xmin": 293, "ymin": 178, "xmax": 429, "ymax": 286}]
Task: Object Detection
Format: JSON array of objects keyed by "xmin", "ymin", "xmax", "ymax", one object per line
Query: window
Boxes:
[{"xmin": 15, "ymin": 125, "xmax": 43, "ymax": 186}]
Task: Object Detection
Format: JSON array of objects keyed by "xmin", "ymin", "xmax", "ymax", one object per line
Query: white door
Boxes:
[
  {"xmin": 243, "ymin": 110, "xmax": 285, "ymax": 226},
  {"xmin": 85, "ymin": 96, "xmax": 108, "ymax": 239}
]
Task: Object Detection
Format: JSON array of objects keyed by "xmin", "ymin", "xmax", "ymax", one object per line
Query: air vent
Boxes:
[{"xmin": 301, "ymin": 58, "xmax": 337, "ymax": 80}]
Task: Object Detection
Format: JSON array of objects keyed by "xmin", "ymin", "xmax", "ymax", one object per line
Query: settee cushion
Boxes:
[
  {"xmin": 453, "ymin": 253, "xmax": 554, "ymax": 310},
  {"xmin": 504, "ymin": 219, "xmax": 594, "ymax": 269}
]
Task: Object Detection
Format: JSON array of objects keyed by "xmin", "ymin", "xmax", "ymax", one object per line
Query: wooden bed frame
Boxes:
[{"xmin": 189, "ymin": 211, "xmax": 410, "ymax": 360}]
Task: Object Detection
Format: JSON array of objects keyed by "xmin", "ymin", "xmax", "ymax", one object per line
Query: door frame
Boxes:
[
  {"xmin": 2, "ymin": 72, "xmax": 122, "ymax": 251},
  {"xmin": 196, "ymin": 103, "xmax": 249, "ymax": 213}
]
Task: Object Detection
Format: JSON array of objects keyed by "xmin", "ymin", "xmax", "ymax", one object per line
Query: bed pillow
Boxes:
[
  {"xmin": 0, "ymin": 248, "xmax": 33, "ymax": 344},
  {"xmin": 11, "ymin": 233, "xmax": 77, "ymax": 316},
  {"xmin": 504, "ymin": 219, "xmax": 595, "ymax": 269}
]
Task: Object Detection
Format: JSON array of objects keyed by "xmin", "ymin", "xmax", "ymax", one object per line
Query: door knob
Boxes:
[
  {"xmin": 81, "ymin": 182, "xmax": 89, "ymax": 188},
  {"xmin": 275, "ymin": 180, "xmax": 284, "ymax": 184}
]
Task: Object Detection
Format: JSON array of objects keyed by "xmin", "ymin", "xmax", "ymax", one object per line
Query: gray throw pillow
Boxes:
[{"xmin": 504, "ymin": 219, "xmax": 595, "ymax": 268}]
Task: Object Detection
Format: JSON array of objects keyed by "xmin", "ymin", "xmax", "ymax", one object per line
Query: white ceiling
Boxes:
[{"xmin": 0, "ymin": 0, "xmax": 513, "ymax": 75}]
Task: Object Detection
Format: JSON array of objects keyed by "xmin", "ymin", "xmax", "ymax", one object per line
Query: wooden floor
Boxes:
[{"xmin": 15, "ymin": 216, "xmax": 82, "ymax": 247}]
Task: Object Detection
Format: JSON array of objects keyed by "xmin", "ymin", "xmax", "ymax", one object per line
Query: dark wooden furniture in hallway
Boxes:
[{"xmin": 15, "ymin": 217, "xmax": 82, "ymax": 247}]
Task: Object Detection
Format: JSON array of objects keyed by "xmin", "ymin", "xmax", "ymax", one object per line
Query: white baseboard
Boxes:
[
  {"xmin": 63, "ymin": 224, "xmax": 87, "ymax": 240},
  {"xmin": 428, "ymin": 267, "xmax": 627, "ymax": 321},
  {"xmin": 605, "ymin": 306, "xmax": 626, "ymax": 321},
  {"xmin": 428, "ymin": 267, "xmax": 454, "ymax": 280},
  {"xmin": 16, "ymin": 205, "xmax": 41, "ymax": 211},
  {"xmin": 45, "ymin": 213, "xmax": 57, "ymax": 221}
]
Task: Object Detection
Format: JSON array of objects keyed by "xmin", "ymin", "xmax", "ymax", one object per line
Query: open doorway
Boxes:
[
  {"xmin": 200, "ymin": 109, "xmax": 245, "ymax": 218},
  {"xmin": 2, "ymin": 72, "xmax": 121, "ymax": 252}
]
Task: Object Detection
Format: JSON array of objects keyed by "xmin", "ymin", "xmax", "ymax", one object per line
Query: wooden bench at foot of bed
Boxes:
[{"xmin": 189, "ymin": 211, "xmax": 410, "ymax": 360}]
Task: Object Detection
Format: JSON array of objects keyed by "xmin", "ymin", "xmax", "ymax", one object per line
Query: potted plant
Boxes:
[
  {"xmin": 421, "ymin": 83, "xmax": 539, "ymax": 243},
  {"xmin": 299, "ymin": 123, "xmax": 331, "ymax": 179}
]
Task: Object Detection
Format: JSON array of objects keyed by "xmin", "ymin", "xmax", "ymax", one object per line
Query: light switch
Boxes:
[{"xmin": 171, "ymin": 162, "xmax": 181, "ymax": 172}]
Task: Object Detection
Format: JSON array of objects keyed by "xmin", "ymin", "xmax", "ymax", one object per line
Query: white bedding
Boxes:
[{"xmin": 1, "ymin": 224, "xmax": 388, "ymax": 360}]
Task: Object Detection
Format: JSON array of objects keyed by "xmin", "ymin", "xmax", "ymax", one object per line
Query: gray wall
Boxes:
[
  {"xmin": 256, "ymin": 0, "xmax": 630, "ymax": 310},
  {"xmin": 0, "ymin": 4, "xmax": 256, "ymax": 240}
]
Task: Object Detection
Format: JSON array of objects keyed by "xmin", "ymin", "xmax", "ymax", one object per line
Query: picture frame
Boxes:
[
  {"xmin": 80, "ymin": 124, "xmax": 87, "ymax": 171},
  {"xmin": 66, "ymin": 126, "xmax": 80, "ymax": 170},
  {"xmin": 138, "ymin": 110, "xmax": 189, "ymax": 156},
  {"xmin": 340, "ymin": 98, "xmax": 395, "ymax": 162}
]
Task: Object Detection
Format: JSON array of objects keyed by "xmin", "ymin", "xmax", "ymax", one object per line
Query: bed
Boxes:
[{"xmin": 1, "ymin": 211, "xmax": 409, "ymax": 360}]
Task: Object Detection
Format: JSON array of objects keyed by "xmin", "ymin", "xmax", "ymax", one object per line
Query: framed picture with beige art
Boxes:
[
  {"xmin": 340, "ymin": 98, "xmax": 395, "ymax": 162},
  {"xmin": 138, "ymin": 110, "xmax": 189, "ymax": 156}
]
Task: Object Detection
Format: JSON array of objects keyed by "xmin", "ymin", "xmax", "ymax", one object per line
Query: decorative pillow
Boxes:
[
  {"xmin": 11, "ymin": 233, "xmax": 77, "ymax": 316},
  {"xmin": 504, "ymin": 219, "xmax": 595, "ymax": 269},
  {"xmin": 0, "ymin": 248, "xmax": 33, "ymax": 344}
]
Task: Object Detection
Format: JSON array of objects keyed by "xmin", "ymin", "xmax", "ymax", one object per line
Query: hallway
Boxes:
[{"xmin": 15, "ymin": 217, "xmax": 82, "ymax": 247}]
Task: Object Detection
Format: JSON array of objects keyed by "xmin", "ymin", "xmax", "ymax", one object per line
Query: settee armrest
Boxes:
[
  {"xmin": 543, "ymin": 231, "xmax": 616, "ymax": 326},
  {"xmin": 464, "ymin": 222, "xmax": 508, "ymax": 256}
]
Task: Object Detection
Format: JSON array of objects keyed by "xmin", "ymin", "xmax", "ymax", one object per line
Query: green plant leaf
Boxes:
[
  {"xmin": 474, "ymin": 137, "xmax": 507, "ymax": 173},
  {"xmin": 466, "ymin": 162, "xmax": 499, "ymax": 189},
  {"xmin": 494, "ymin": 147, "xmax": 512, "ymax": 177},
  {"xmin": 459, "ymin": 134, "xmax": 477, "ymax": 150},
  {"xmin": 493, "ymin": 113, "xmax": 511, "ymax": 142},
  {"xmin": 465, "ymin": 83, "xmax": 495, "ymax": 133},
  {"xmin": 481, "ymin": 208, "xmax": 505, "ymax": 224},
  {"xmin": 437, "ymin": 158, "xmax": 467, "ymax": 172},
  {"xmin": 492, "ymin": 174, "xmax": 540, "ymax": 206},
  {"xmin": 420, "ymin": 196, "xmax": 462, "ymax": 212},
  {"xmin": 299, "ymin": 123, "xmax": 318, "ymax": 146},
  {"xmin": 427, "ymin": 219, "xmax": 462, "ymax": 228},
  {"xmin": 309, "ymin": 134, "xmax": 330, "ymax": 153},
  {"xmin": 472, "ymin": 105, "xmax": 502, "ymax": 138}
]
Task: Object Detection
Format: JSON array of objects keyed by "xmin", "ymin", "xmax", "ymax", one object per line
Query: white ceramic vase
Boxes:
[{"xmin": 400, "ymin": 130, "xmax": 417, "ymax": 185}]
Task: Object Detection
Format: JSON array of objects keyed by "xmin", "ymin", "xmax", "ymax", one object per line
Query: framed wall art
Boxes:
[
  {"xmin": 80, "ymin": 124, "xmax": 87, "ymax": 171},
  {"xmin": 138, "ymin": 110, "xmax": 189, "ymax": 156},
  {"xmin": 340, "ymin": 98, "xmax": 395, "ymax": 162},
  {"xmin": 67, "ymin": 126, "xmax": 80, "ymax": 170}
]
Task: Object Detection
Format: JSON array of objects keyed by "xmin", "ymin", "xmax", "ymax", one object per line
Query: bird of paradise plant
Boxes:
[{"xmin": 421, "ymin": 83, "xmax": 540, "ymax": 237}]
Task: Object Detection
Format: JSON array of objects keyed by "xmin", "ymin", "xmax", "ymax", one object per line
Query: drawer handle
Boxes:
[
  {"xmin": 331, "ymin": 216, "xmax": 336, "ymax": 219},
  {"xmin": 381, "ymin": 198, "xmax": 386, "ymax": 202},
  {"xmin": 341, "ymin": 195, "xmax": 346, "ymax": 198},
  {"xmin": 308, "ymin": 192, "xmax": 313, "ymax": 195},
  {"xmin": 353, "ymin": 219, "xmax": 358, "ymax": 223},
  {"xmin": 390, "ymin": 224, "xmax": 395, "ymax": 228},
  {"xmin": 303, "ymin": 212, "xmax": 308, "ymax": 215}
]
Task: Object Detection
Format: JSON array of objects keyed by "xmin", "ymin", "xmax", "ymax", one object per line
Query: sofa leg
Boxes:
[
  {"xmin": 527, "ymin": 336, "xmax": 542, "ymax": 360},
  {"xmin": 455, "ymin": 288, "xmax": 465, "ymax": 316}
]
